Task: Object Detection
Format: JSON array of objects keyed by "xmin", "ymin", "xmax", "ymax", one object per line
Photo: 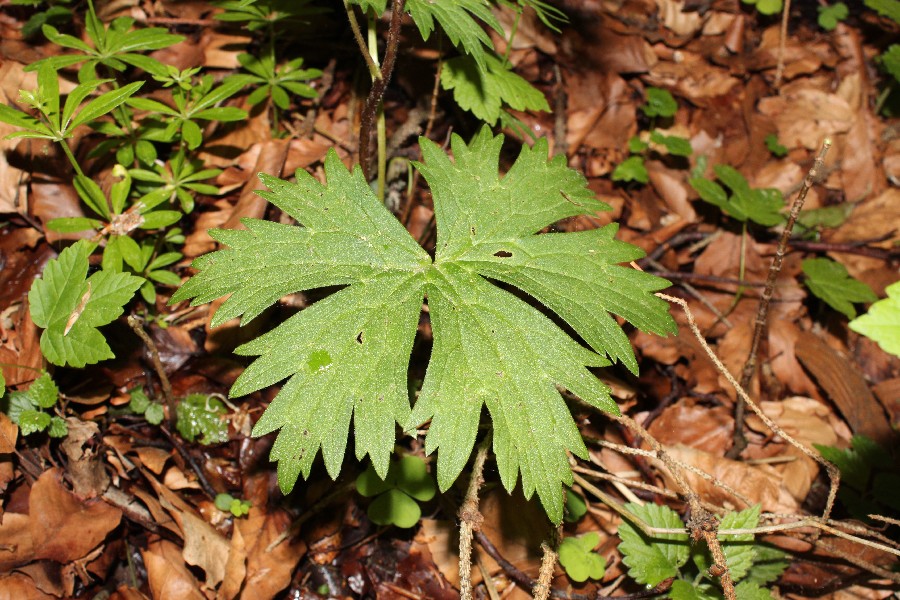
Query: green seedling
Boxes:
[
  {"xmin": 817, "ymin": 2, "xmax": 849, "ymax": 30},
  {"xmin": 564, "ymin": 488, "xmax": 588, "ymax": 523},
  {"xmin": 214, "ymin": 0, "xmax": 325, "ymax": 32},
  {"xmin": 11, "ymin": 0, "xmax": 73, "ymax": 39},
  {"xmin": 28, "ymin": 0, "xmax": 182, "ymax": 81},
  {"xmin": 559, "ymin": 532, "xmax": 605, "ymax": 582},
  {"xmin": 613, "ymin": 87, "xmax": 691, "ymax": 185},
  {"xmin": 356, "ymin": 455, "xmax": 436, "ymax": 528},
  {"xmin": 1, "ymin": 372, "xmax": 67, "ymax": 438},
  {"xmin": 215, "ymin": 493, "xmax": 252, "ymax": 517},
  {"xmin": 130, "ymin": 150, "xmax": 222, "ymax": 214},
  {"xmin": 29, "ymin": 240, "xmax": 143, "ymax": 367},
  {"xmin": 801, "ymin": 258, "xmax": 877, "ymax": 319},
  {"xmin": 0, "ymin": 63, "xmax": 141, "ymax": 174},
  {"xmin": 237, "ymin": 53, "xmax": 321, "ymax": 110},
  {"xmin": 689, "ymin": 165, "xmax": 784, "ymax": 226},
  {"xmin": 741, "ymin": 0, "xmax": 782, "ymax": 16},
  {"xmin": 127, "ymin": 386, "xmax": 165, "ymax": 425},
  {"xmin": 176, "ymin": 394, "xmax": 229, "ymax": 445},
  {"xmin": 172, "ymin": 126, "xmax": 675, "ymax": 524},
  {"xmin": 127, "ymin": 74, "xmax": 248, "ymax": 150},
  {"xmin": 850, "ymin": 280, "xmax": 900, "ymax": 357},
  {"xmin": 764, "ymin": 133, "xmax": 787, "ymax": 157}
]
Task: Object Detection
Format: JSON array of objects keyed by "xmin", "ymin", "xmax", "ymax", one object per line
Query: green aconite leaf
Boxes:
[
  {"xmin": 172, "ymin": 127, "xmax": 675, "ymax": 523},
  {"xmin": 28, "ymin": 240, "xmax": 143, "ymax": 367}
]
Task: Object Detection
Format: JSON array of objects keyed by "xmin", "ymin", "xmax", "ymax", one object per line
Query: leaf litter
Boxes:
[{"xmin": 0, "ymin": 0, "xmax": 897, "ymax": 598}]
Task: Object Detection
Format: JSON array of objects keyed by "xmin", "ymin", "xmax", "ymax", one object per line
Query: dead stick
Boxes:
[
  {"xmin": 358, "ymin": 0, "xmax": 405, "ymax": 180},
  {"xmin": 127, "ymin": 315, "xmax": 175, "ymax": 427},
  {"xmin": 729, "ymin": 139, "xmax": 832, "ymax": 459}
]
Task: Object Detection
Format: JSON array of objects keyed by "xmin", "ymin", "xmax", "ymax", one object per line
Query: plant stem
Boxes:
[
  {"xmin": 126, "ymin": 314, "xmax": 175, "ymax": 428},
  {"xmin": 358, "ymin": 0, "xmax": 405, "ymax": 181},
  {"xmin": 459, "ymin": 433, "xmax": 491, "ymax": 600},
  {"xmin": 343, "ymin": 0, "xmax": 382, "ymax": 80},
  {"xmin": 59, "ymin": 140, "xmax": 85, "ymax": 177}
]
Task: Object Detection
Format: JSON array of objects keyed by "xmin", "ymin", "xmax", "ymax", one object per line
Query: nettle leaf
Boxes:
[
  {"xmin": 692, "ymin": 505, "xmax": 760, "ymax": 583},
  {"xmin": 802, "ymin": 258, "xmax": 877, "ymax": 319},
  {"xmin": 618, "ymin": 502, "xmax": 690, "ymax": 586},
  {"xmin": 850, "ymin": 280, "xmax": 900, "ymax": 357},
  {"xmin": 28, "ymin": 240, "xmax": 144, "ymax": 367},
  {"xmin": 172, "ymin": 128, "xmax": 674, "ymax": 523}
]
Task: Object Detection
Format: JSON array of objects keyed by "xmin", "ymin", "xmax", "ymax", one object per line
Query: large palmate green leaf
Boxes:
[{"xmin": 172, "ymin": 127, "xmax": 674, "ymax": 523}]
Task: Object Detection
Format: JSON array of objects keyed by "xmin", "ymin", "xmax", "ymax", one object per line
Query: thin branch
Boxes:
[
  {"xmin": 534, "ymin": 535, "xmax": 560, "ymax": 600},
  {"xmin": 730, "ymin": 139, "xmax": 832, "ymax": 458},
  {"xmin": 126, "ymin": 315, "xmax": 175, "ymax": 427},
  {"xmin": 359, "ymin": 0, "xmax": 405, "ymax": 180},
  {"xmin": 774, "ymin": 0, "xmax": 791, "ymax": 87},
  {"xmin": 658, "ymin": 292, "xmax": 841, "ymax": 526}
]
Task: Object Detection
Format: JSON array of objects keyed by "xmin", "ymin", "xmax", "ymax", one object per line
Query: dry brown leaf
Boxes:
[
  {"xmin": 0, "ymin": 413, "xmax": 18, "ymax": 454},
  {"xmin": 234, "ymin": 507, "xmax": 306, "ymax": 600},
  {"xmin": 757, "ymin": 80, "xmax": 855, "ymax": 151},
  {"xmin": 29, "ymin": 468, "xmax": 122, "ymax": 564},
  {"xmin": 181, "ymin": 512, "xmax": 229, "ymax": 590},
  {"xmin": 134, "ymin": 447, "xmax": 171, "ymax": 475},
  {"xmin": 142, "ymin": 538, "xmax": 206, "ymax": 600},
  {"xmin": 647, "ymin": 399, "xmax": 733, "ymax": 454},
  {"xmin": 216, "ymin": 520, "xmax": 247, "ymax": 600},
  {"xmin": 0, "ymin": 513, "xmax": 36, "ymax": 571},
  {"xmin": 0, "ymin": 573, "xmax": 57, "ymax": 600},
  {"xmin": 661, "ymin": 445, "xmax": 799, "ymax": 513}
]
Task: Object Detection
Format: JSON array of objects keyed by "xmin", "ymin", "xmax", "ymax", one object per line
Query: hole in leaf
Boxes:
[
  {"xmin": 356, "ymin": 331, "xmax": 364, "ymax": 344},
  {"xmin": 470, "ymin": 226, "xmax": 476, "ymax": 235},
  {"xmin": 493, "ymin": 250, "xmax": 512, "ymax": 258}
]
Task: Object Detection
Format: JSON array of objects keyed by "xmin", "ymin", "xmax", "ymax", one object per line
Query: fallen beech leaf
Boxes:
[
  {"xmin": 235, "ymin": 508, "xmax": 306, "ymax": 600},
  {"xmin": 0, "ymin": 572, "xmax": 56, "ymax": 600},
  {"xmin": 143, "ymin": 539, "xmax": 205, "ymax": 600},
  {"xmin": 216, "ymin": 522, "xmax": 247, "ymax": 600},
  {"xmin": 0, "ymin": 413, "xmax": 17, "ymax": 453},
  {"xmin": 29, "ymin": 468, "xmax": 122, "ymax": 564},
  {"xmin": 181, "ymin": 512, "xmax": 229, "ymax": 589}
]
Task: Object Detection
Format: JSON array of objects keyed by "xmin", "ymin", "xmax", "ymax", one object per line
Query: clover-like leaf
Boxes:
[
  {"xmin": 28, "ymin": 240, "xmax": 144, "ymax": 367},
  {"xmin": 803, "ymin": 258, "xmax": 877, "ymax": 319},
  {"xmin": 559, "ymin": 532, "xmax": 606, "ymax": 582},
  {"xmin": 172, "ymin": 127, "xmax": 674, "ymax": 523}
]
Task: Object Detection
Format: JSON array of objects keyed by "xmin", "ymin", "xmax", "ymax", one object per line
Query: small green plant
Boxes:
[
  {"xmin": 801, "ymin": 258, "xmax": 877, "ymax": 319},
  {"xmin": 741, "ymin": 0, "xmax": 782, "ymax": 16},
  {"xmin": 215, "ymin": 493, "xmax": 252, "ymax": 517},
  {"xmin": 0, "ymin": 63, "xmax": 141, "ymax": 173},
  {"xmin": 763, "ymin": 133, "xmax": 787, "ymax": 157},
  {"xmin": 130, "ymin": 150, "xmax": 222, "ymax": 214},
  {"xmin": 564, "ymin": 488, "xmax": 588, "ymax": 523},
  {"xmin": 356, "ymin": 455, "xmax": 436, "ymax": 528},
  {"xmin": 850, "ymin": 280, "xmax": 900, "ymax": 357},
  {"xmin": 0, "ymin": 372, "xmax": 67, "ymax": 438},
  {"xmin": 176, "ymin": 394, "xmax": 229, "ymax": 444},
  {"xmin": 613, "ymin": 87, "xmax": 691, "ymax": 185},
  {"xmin": 558, "ymin": 532, "xmax": 605, "ymax": 583},
  {"xmin": 29, "ymin": 240, "xmax": 144, "ymax": 367},
  {"xmin": 126, "ymin": 74, "xmax": 248, "ymax": 150},
  {"xmin": 817, "ymin": 2, "xmax": 849, "ymax": 30},
  {"xmin": 172, "ymin": 127, "xmax": 675, "ymax": 523},
  {"xmin": 126, "ymin": 386, "xmax": 165, "ymax": 425},
  {"xmin": 11, "ymin": 0, "xmax": 73, "ymax": 39},
  {"xmin": 618, "ymin": 503, "xmax": 788, "ymax": 599},
  {"xmin": 814, "ymin": 435, "xmax": 900, "ymax": 522},
  {"xmin": 28, "ymin": 0, "xmax": 182, "ymax": 80},
  {"xmin": 689, "ymin": 165, "xmax": 784, "ymax": 227}
]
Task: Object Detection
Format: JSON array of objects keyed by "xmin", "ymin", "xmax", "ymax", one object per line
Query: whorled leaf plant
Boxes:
[{"xmin": 172, "ymin": 127, "xmax": 675, "ymax": 523}]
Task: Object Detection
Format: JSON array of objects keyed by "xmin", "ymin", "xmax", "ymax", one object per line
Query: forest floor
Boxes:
[{"xmin": 0, "ymin": 0, "xmax": 898, "ymax": 598}]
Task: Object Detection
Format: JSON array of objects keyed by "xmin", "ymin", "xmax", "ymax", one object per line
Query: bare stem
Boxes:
[
  {"xmin": 126, "ymin": 315, "xmax": 175, "ymax": 427},
  {"xmin": 342, "ymin": 0, "xmax": 381, "ymax": 80},
  {"xmin": 459, "ymin": 433, "xmax": 491, "ymax": 600},
  {"xmin": 358, "ymin": 0, "xmax": 405, "ymax": 180}
]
